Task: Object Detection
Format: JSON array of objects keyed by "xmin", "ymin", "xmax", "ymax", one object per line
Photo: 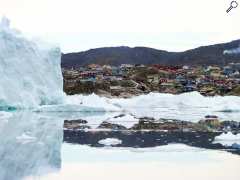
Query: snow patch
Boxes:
[
  {"xmin": 224, "ymin": 46, "xmax": 240, "ymax": 55},
  {"xmin": 106, "ymin": 114, "xmax": 139, "ymax": 128},
  {"xmin": 66, "ymin": 94, "xmax": 121, "ymax": 112}
]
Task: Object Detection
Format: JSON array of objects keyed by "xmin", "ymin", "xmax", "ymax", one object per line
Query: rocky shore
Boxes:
[
  {"xmin": 63, "ymin": 116, "xmax": 240, "ymax": 154},
  {"xmin": 64, "ymin": 116, "xmax": 240, "ymax": 133}
]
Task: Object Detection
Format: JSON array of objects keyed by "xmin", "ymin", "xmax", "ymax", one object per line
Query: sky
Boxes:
[{"xmin": 0, "ymin": 0, "xmax": 239, "ymax": 53}]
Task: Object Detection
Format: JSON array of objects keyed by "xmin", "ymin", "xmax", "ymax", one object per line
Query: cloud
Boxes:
[{"xmin": 0, "ymin": 0, "xmax": 239, "ymax": 52}]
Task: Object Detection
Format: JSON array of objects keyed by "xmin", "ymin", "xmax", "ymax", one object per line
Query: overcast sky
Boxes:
[{"xmin": 0, "ymin": 0, "xmax": 239, "ymax": 52}]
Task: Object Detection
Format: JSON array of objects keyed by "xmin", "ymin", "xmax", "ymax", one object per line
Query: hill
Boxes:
[{"xmin": 61, "ymin": 39, "xmax": 240, "ymax": 68}]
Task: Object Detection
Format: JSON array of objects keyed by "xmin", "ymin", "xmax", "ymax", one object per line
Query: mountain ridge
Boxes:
[{"xmin": 61, "ymin": 39, "xmax": 240, "ymax": 68}]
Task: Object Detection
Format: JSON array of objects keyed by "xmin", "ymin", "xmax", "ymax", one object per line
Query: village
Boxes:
[{"xmin": 63, "ymin": 63, "xmax": 240, "ymax": 97}]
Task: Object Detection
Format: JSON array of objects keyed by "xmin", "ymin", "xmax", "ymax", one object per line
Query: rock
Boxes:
[{"xmin": 98, "ymin": 121, "xmax": 127, "ymax": 130}]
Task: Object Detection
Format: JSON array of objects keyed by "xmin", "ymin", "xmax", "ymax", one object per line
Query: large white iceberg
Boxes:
[
  {"xmin": 0, "ymin": 17, "xmax": 65, "ymax": 108},
  {"xmin": 67, "ymin": 92, "xmax": 240, "ymax": 122}
]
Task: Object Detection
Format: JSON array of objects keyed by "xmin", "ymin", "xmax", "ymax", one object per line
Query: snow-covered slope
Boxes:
[
  {"xmin": 224, "ymin": 46, "xmax": 240, "ymax": 55},
  {"xmin": 0, "ymin": 17, "xmax": 65, "ymax": 108}
]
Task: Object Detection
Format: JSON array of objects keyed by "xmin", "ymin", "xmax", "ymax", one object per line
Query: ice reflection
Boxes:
[
  {"xmin": 0, "ymin": 111, "xmax": 63, "ymax": 180},
  {"xmin": 0, "ymin": 109, "xmax": 107, "ymax": 180}
]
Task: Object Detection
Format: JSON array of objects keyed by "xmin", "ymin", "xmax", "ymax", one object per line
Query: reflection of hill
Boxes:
[{"xmin": 0, "ymin": 111, "xmax": 63, "ymax": 180}]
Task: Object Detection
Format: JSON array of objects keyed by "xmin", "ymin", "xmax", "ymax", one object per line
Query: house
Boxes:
[
  {"xmin": 182, "ymin": 65, "xmax": 190, "ymax": 70},
  {"xmin": 176, "ymin": 75, "xmax": 187, "ymax": 85},
  {"xmin": 184, "ymin": 84, "xmax": 197, "ymax": 92},
  {"xmin": 147, "ymin": 75, "xmax": 159, "ymax": 84},
  {"xmin": 112, "ymin": 66, "xmax": 123, "ymax": 76},
  {"xmin": 88, "ymin": 64, "xmax": 101, "ymax": 69},
  {"xmin": 199, "ymin": 115, "xmax": 220, "ymax": 128},
  {"xmin": 120, "ymin": 64, "xmax": 134, "ymax": 69},
  {"xmin": 199, "ymin": 87, "xmax": 215, "ymax": 95},
  {"xmin": 223, "ymin": 66, "xmax": 235, "ymax": 76},
  {"xmin": 229, "ymin": 63, "xmax": 240, "ymax": 71},
  {"xmin": 110, "ymin": 86, "xmax": 124, "ymax": 96},
  {"xmin": 135, "ymin": 64, "xmax": 146, "ymax": 68}
]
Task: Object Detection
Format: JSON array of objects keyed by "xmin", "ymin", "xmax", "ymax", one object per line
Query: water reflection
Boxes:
[
  {"xmin": 0, "ymin": 111, "xmax": 63, "ymax": 180},
  {"xmin": 1, "ymin": 111, "xmax": 240, "ymax": 180},
  {"xmin": 0, "ymin": 110, "xmax": 107, "ymax": 180},
  {"xmin": 42, "ymin": 144, "xmax": 240, "ymax": 180}
]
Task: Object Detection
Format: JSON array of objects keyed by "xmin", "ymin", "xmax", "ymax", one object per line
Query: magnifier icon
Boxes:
[{"xmin": 226, "ymin": 1, "xmax": 238, "ymax": 13}]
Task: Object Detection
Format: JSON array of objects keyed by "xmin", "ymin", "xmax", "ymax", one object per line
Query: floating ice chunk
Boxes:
[
  {"xmin": 215, "ymin": 132, "xmax": 240, "ymax": 141},
  {"xmin": 98, "ymin": 138, "xmax": 122, "ymax": 146},
  {"xmin": 214, "ymin": 132, "xmax": 240, "ymax": 147}
]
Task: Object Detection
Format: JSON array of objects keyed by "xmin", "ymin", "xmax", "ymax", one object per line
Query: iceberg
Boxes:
[
  {"xmin": 0, "ymin": 17, "xmax": 65, "ymax": 108},
  {"xmin": 68, "ymin": 92, "xmax": 240, "ymax": 122}
]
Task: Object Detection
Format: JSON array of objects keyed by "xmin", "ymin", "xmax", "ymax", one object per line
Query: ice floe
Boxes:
[
  {"xmin": 98, "ymin": 138, "xmax": 122, "ymax": 146},
  {"xmin": 214, "ymin": 132, "xmax": 240, "ymax": 147}
]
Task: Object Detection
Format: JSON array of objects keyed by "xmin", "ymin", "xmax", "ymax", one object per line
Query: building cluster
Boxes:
[{"xmin": 63, "ymin": 63, "xmax": 240, "ymax": 96}]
